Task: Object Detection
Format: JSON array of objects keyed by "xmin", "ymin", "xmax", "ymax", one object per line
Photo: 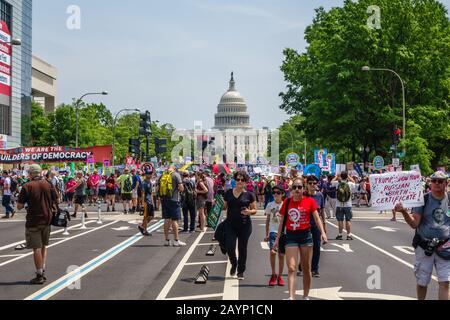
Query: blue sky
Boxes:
[{"xmin": 32, "ymin": 0, "xmax": 449, "ymax": 130}]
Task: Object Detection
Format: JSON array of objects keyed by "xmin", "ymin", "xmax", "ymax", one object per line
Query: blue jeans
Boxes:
[
  {"xmin": 2, "ymin": 195, "xmax": 13, "ymax": 216},
  {"xmin": 311, "ymin": 224, "xmax": 321, "ymax": 273},
  {"xmin": 182, "ymin": 204, "xmax": 196, "ymax": 232}
]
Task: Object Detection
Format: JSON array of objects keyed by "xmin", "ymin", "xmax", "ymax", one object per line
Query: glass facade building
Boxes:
[{"xmin": 0, "ymin": 0, "xmax": 32, "ymax": 147}]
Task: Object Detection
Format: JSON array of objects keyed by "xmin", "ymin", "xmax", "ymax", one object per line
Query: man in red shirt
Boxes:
[{"xmin": 273, "ymin": 177, "xmax": 327, "ymax": 300}]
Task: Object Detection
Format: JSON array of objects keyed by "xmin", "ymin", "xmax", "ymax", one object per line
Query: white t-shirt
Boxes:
[
  {"xmin": 265, "ymin": 201, "xmax": 283, "ymax": 234},
  {"xmin": 3, "ymin": 177, "xmax": 12, "ymax": 196},
  {"xmin": 332, "ymin": 180, "xmax": 356, "ymax": 208}
]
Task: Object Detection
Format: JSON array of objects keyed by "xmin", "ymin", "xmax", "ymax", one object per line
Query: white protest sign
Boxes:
[{"xmin": 369, "ymin": 171, "xmax": 424, "ymax": 210}]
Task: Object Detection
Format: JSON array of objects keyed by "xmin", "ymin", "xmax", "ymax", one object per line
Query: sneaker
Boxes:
[
  {"xmin": 237, "ymin": 273, "xmax": 245, "ymax": 280},
  {"xmin": 164, "ymin": 240, "xmax": 171, "ymax": 247},
  {"xmin": 138, "ymin": 225, "xmax": 145, "ymax": 235},
  {"xmin": 283, "ymin": 297, "xmax": 294, "ymax": 300},
  {"xmin": 71, "ymin": 213, "xmax": 77, "ymax": 218},
  {"xmin": 269, "ymin": 275, "xmax": 277, "ymax": 286},
  {"xmin": 347, "ymin": 235, "xmax": 354, "ymax": 240},
  {"xmin": 312, "ymin": 271, "xmax": 320, "ymax": 278},
  {"xmin": 277, "ymin": 275, "xmax": 285, "ymax": 286},
  {"xmin": 30, "ymin": 274, "xmax": 45, "ymax": 285},
  {"xmin": 230, "ymin": 265, "xmax": 237, "ymax": 277},
  {"xmin": 335, "ymin": 235, "xmax": 343, "ymax": 240},
  {"xmin": 10, "ymin": 211, "xmax": 15, "ymax": 218},
  {"xmin": 143, "ymin": 231, "xmax": 151, "ymax": 236},
  {"xmin": 173, "ymin": 240, "xmax": 186, "ymax": 247},
  {"xmin": 1, "ymin": 216, "xmax": 10, "ymax": 219},
  {"xmin": 390, "ymin": 218, "xmax": 396, "ymax": 222},
  {"xmin": 304, "ymin": 296, "xmax": 311, "ymax": 300}
]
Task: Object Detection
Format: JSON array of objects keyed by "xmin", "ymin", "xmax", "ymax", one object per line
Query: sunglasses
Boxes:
[
  {"xmin": 308, "ymin": 182, "xmax": 317, "ymax": 186},
  {"xmin": 235, "ymin": 178, "xmax": 245, "ymax": 182},
  {"xmin": 274, "ymin": 191, "xmax": 284, "ymax": 195},
  {"xmin": 431, "ymin": 179, "xmax": 445, "ymax": 184},
  {"xmin": 292, "ymin": 185, "xmax": 303, "ymax": 190}
]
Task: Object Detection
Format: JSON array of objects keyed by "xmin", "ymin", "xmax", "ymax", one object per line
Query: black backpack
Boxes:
[{"xmin": 183, "ymin": 180, "xmax": 196, "ymax": 207}]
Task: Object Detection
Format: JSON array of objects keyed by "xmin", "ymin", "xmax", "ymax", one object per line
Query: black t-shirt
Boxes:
[{"xmin": 224, "ymin": 189, "xmax": 256, "ymax": 227}]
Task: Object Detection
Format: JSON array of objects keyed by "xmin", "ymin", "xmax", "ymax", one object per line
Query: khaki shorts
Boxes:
[
  {"xmin": 26, "ymin": 225, "xmax": 51, "ymax": 249},
  {"xmin": 414, "ymin": 247, "xmax": 450, "ymax": 286}
]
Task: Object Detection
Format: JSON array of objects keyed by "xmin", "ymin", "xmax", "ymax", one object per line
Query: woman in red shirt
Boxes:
[
  {"xmin": 273, "ymin": 178, "xmax": 327, "ymax": 300},
  {"xmin": 65, "ymin": 178, "xmax": 77, "ymax": 208}
]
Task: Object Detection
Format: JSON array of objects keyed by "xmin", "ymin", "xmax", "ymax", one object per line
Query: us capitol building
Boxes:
[{"xmin": 200, "ymin": 73, "xmax": 268, "ymax": 164}]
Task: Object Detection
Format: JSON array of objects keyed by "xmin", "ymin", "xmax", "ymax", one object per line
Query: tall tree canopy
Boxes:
[{"xmin": 280, "ymin": 0, "xmax": 450, "ymax": 174}]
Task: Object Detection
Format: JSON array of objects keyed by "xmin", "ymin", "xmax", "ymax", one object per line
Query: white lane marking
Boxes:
[
  {"xmin": 393, "ymin": 246, "xmax": 415, "ymax": 255},
  {"xmin": 0, "ymin": 219, "xmax": 26, "ymax": 223},
  {"xmin": 261, "ymin": 242, "xmax": 270, "ymax": 250},
  {"xmin": 0, "ymin": 221, "xmax": 96, "ymax": 252},
  {"xmin": 156, "ymin": 231, "xmax": 206, "ymax": 300},
  {"xmin": 326, "ymin": 221, "xmax": 438, "ymax": 282},
  {"xmin": 111, "ymin": 226, "xmax": 132, "ymax": 231},
  {"xmin": 165, "ymin": 293, "xmax": 223, "ymax": 300},
  {"xmin": 0, "ymin": 254, "xmax": 24, "ymax": 258},
  {"xmin": 330, "ymin": 243, "xmax": 354, "ymax": 252},
  {"xmin": 185, "ymin": 261, "xmax": 228, "ymax": 266},
  {"xmin": 293, "ymin": 287, "xmax": 415, "ymax": 300},
  {"xmin": 196, "ymin": 243, "xmax": 218, "ymax": 246},
  {"xmin": 0, "ymin": 221, "xmax": 118, "ymax": 268},
  {"xmin": 24, "ymin": 220, "xmax": 164, "ymax": 300},
  {"xmin": 223, "ymin": 261, "xmax": 239, "ymax": 300},
  {"xmin": 371, "ymin": 226, "xmax": 399, "ymax": 232},
  {"xmin": 321, "ymin": 247, "xmax": 339, "ymax": 252}
]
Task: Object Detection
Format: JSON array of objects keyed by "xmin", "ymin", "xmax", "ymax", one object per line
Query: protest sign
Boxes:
[
  {"xmin": 369, "ymin": 171, "xmax": 424, "ymax": 210},
  {"xmin": 207, "ymin": 195, "xmax": 225, "ymax": 230}
]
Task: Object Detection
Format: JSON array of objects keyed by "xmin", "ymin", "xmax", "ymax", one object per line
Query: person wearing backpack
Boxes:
[
  {"xmin": 181, "ymin": 171, "xmax": 196, "ymax": 233},
  {"xmin": 157, "ymin": 165, "xmax": 186, "ymax": 247},
  {"xmin": 118, "ymin": 168, "xmax": 133, "ymax": 214},
  {"xmin": 395, "ymin": 171, "xmax": 450, "ymax": 300},
  {"xmin": 264, "ymin": 177, "xmax": 275, "ymax": 209},
  {"xmin": 331, "ymin": 171, "xmax": 356, "ymax": 240}
]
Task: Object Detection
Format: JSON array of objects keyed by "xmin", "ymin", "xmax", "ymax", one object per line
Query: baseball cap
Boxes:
[
  {"xmin": 29, "ymin": 164, "xmax": 42, "ymax": 175},
  {"xmin": 430, "ymin": 171, "xmax": 448, "ymax": 180},
  {"xmin": 272, "ymin": 184, "xmax": 285, "ymax": 193}
]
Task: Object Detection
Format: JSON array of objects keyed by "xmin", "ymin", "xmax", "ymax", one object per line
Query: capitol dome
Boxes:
[{"xmin": 214, "ymin": 72, "xmax": 251, "ymax": 129}]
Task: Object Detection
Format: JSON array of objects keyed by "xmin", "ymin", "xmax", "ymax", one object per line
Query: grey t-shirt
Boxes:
[
  {"xmin": 412, "ymin": 193, "xmax": 450, "ymax": 240},
  {"xmin": 158, "ymin": 172, "xmax": 182, "ymax": 202},
  {"xmin": 75, "ymin": 178, "xmax": 87, "ymax": 196}
]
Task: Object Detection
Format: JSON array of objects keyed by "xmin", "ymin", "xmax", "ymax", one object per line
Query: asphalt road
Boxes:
[{"xmin": 0, "ymin": 204, "xmax": 441, "ymax": 300}]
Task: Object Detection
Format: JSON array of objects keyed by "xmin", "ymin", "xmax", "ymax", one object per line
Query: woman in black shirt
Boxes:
[{"xmin": 223, "ymin": 171, "xmax": 257, "ymax": 280}]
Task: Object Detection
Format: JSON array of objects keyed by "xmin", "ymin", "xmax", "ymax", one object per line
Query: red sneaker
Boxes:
[
  {"xmin": 269, "ymin": 275, "xmax": 277, "ymax": 286},
  {"xmin": 277, "ymin": 275, "xmax": 285, "ymax": 286}
]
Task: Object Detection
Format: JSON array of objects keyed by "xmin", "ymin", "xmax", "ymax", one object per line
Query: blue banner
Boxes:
[{"xmin": 354, "ymin": 163, "xmax": 363, "ymax": 177}]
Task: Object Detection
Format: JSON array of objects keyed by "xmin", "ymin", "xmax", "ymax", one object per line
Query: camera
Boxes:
[{"xmin": 424, "ymin": 238, "xmax": 440, "ymax": 256}]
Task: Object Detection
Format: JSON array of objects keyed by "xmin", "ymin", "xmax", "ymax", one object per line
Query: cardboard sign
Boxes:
[{"xmin": 369, "ymin": 171, "xmax": 424, "ymax": 210}]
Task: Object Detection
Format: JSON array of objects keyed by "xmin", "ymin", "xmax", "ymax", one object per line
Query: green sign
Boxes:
[{"xmin": 207, "ymin": 195, "xmax": 225, "ymax": 230}]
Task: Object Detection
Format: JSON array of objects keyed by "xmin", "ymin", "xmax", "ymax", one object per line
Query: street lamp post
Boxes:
[
  {"xmin": 112, "ymin": 108, "xmax": 140, "ymax": 166},
  {"xmin": 362, "ymin": 66, "xmax": 406, "ymax": 154},
  {"xmin": 75, "ymin": 91, "xmax": 108, "ymax": 148}
]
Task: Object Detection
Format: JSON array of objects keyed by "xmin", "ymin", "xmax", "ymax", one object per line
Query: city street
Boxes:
[{"xmin": 0, "ymin": 205, "xmax": 439, "ymax": 300}]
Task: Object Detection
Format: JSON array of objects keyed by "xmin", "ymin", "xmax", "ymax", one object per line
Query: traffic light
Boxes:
[
  {"xmin": 394, "ymin": 128, "xmax": 401, "ymax": 144},
  {"xmin": 139, "ymin": 111, "xmax": 152, "ymax": 137},
  {"xmin": 129, "ymin": 138, "xmax": 140, "ymax": 155},
  {"xmin": 155, "ymin": 138, "xmax": 167, "ymax": 155}
]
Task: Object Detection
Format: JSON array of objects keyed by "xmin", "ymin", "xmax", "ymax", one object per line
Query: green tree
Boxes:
[
  {"xmin": 30, "ymin": 101, "xmax": 50, "ymax": 146},
  {"xmin": 280, "ymin": 0, "xmax": 450, "ymax": 170}
]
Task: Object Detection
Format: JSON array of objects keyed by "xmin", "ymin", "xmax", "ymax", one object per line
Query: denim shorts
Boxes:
[
  {"xmin": 285, "ymin": 230, "xmax": 313, "ymax": 248},
  {"xmin": 161, "ymin": 199, "xmax": 181, "ymax": 221},
  {"xmin": 269, "ymin": 232, "xmax": 285, "ymax": 254}
]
